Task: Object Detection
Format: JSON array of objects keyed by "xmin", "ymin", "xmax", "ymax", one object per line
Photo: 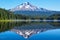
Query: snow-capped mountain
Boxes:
[
  {"xmin": 10, "ymin": 2, "xmax": 48, "ymax": 11},
  {"xmin": 10, "ymin": 2, "xmax": 60, "ymax": 17}
]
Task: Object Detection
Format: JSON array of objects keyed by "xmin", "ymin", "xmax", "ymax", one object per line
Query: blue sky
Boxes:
[{"xmin": 0, "ymin": 0, "xmax": 60, "ymax": 11}]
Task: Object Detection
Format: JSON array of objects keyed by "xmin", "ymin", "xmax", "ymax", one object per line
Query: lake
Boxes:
[{"xmin": 0, "ymin": 20, "xmax": 60, "ymax": 40}]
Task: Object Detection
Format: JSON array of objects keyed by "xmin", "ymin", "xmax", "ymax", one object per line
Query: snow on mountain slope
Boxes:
[{"xmin": 10, "ymin": 2, "xmax": 48, "ymax": 11}]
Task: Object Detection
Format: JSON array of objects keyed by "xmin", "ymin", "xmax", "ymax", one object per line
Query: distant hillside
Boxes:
[{"xmin": 10, "ymin": 2, "xmax": 60, "ymax": 17}]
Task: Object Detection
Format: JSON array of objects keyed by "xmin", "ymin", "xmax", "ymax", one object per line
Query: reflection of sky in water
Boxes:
[
  {"xmin": 0, "ymin": 31, "xmax": 25, "ymax": 40},
  {"xmin": 0, "ymin": 29, "xmax": 60, "ymax": 40},
  {"xmin": 29, "ymin": 29, "xmax": 60, "ymax": 40}
]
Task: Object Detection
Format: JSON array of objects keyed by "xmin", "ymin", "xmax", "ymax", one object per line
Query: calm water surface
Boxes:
[{"xmin": 0, "ymin": 21, "xmax": 60, "ymax": 40}]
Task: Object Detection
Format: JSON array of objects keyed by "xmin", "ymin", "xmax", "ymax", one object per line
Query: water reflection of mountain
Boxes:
[
  {"xmin": 11, "ymin": 23, "xmax": 56, "ymax": 38},
  {"xmin": 0, "ymin": 21, "xmax": 60, "ymax": 38},
  {"xmin": 0, "ymin": 20, "xmax": 60, "ymax": 32}
]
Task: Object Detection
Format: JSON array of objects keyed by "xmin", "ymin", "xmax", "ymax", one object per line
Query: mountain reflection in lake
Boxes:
[
  {"xmin": 0, "ymin": 20, "xmax": 60, "ymax": 39},
  {"xmin": 29, "ymin": 29, "xmax": 60, "ymax": 40}
]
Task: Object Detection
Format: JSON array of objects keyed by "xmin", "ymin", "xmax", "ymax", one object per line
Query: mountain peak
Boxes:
[
  {"xmin": 10, "ymin": 2, "xmax": 48, "ymax": 11},
  {"xmin": 24, "ymin": 2, "xmax": 30, "ymax": 5},
  {"xmin": 21, "ymin": 2, "xmax": 30, "ymax": 5}
]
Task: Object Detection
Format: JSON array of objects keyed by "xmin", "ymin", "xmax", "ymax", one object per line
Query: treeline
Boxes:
[
  {"xmin": 0, "ymin": 8, "xmax": 29, "ymax": 20},
  {"xmin": 0, "ymin": 8, "xmax": 60, "ymax": 20}
]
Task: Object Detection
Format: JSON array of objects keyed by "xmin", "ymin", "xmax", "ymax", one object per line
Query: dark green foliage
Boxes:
[{"xmin": 0, "ymin": 8, "xmax": 27, "ymax": 20}]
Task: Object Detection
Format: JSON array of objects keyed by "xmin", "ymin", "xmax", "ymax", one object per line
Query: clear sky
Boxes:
[{"xmin": 0, "ymin": 0, "xmax": 60, "ymax": 11}]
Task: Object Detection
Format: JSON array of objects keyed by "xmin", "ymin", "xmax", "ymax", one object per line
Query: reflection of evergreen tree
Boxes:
[{"xmin": 0, "ymin": 22, "xmax": 30, "ymax": 32}]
